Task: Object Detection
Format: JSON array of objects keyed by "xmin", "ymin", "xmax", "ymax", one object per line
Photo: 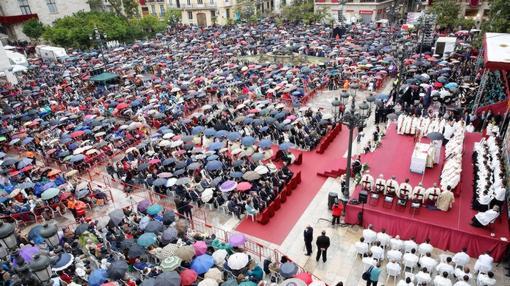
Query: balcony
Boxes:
[{"xmin": 180, "ymin": 3, "xmax": 217, "ymax": 10}]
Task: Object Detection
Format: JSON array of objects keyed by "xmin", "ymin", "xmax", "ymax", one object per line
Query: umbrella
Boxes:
[
  {"xmin": 162, "ymin": 227, "xmax": 178, "ymax": 242},
  {"xmin": 208, "ymin": 142, "xmax": 225, "ymax": 151},
  {"xmin": 128, "ymin": 244, "xmax": 146, "ymax": 258},
  {"xmin": 19, "ymin": 245, "xmax": 39, "ymax": 263},
  {"xmin": 259, "ymin": 139, "xmax": 273, "ymax": 149},
  {"xmin": 387, "ymin": 113, "xmax": 398, "ymax": 121},
  {"xmin": 227, "ymin": 132, "xmax": 242, "ymax": 141},
  {"xmin": 176, "ymin": 177, "xmax": 191, "ymax": 186},
  {"xmin": 88, "ymin": 269, "xmax": 108, "ymax": 286},
  {"xmin": 205, "ymin": 268, "xmax": 223, "ymax": 282},
  {"xmin": 175, "ymin": 245, "xmax": 195, "ymax": 262},
  {"xmin": 74, "ymin": 223, "xmax": 90, "ymax": 235},
  {"xmin": 222, "ymin": 279, "xmax": 239, "ymax": 286},
  {"xmin": 191, "ymin": 254, "xmax": 214, "ymax": 274},
  {"xmin": 294, "ymin": 273, "xmax": 313, "ymax": 285},
  {"xmin": 193, "ymin": 241, "xmax": 207, "ymax": 256},
  {"xmin": 204, "ymin": 128, "xmax": 217, "ymax": 137},
  {"xmin": 147, "ymin": 204, "xmax": 164, "ymax": 215},
  {"xmin": 107, "ymin": 260, "xmax": 129, "ymax": 280},
  {"xmin": 28, "ymin": 225, "xmax": 44, "ymax": 244},
  {"xmin": 280, "ymin": 278, "xmax": 307, "ymax": 286},
  {"xmin": 161, "ymin": 256, "xmax": 182, "ymax": 272},
  {"xmin": 109, "ymin": 209, "xmax": 125, "ymax": 225},
  {"xmin": 206, "ymin": 160, "xmax": 223, "ymax": 171},
  {"xmin": 242, "ymin": 171, "xmax": 260, "ymax": 181},
  {"xmin": 137, "ymin": 233, "xmax": 157, "ymax": 248},
  {"xmin": 199, "ymin": 278, "xmax": 219, "ymax": 286},
  {"xmin": 237, "ymin": 182, "xmax": 252, "ymax": 192},
  {"xmin": 156, "ymin": 243, "xmax": 179, "ymax": 260},
  {"xmin": 254, "ymin": 165, "xmax": 269, "ymax": 175},
  {"xmin": 138, "ymin": 199, "xmax": 151, "ymax": 213},
  {"xmin": 201, "ymin": 188, "xmax": 214, "ymax": 202},
  {"xmin": 153, "ymin": 178, "xmax": 168, "ymax": 187},
  {"xmin": 145, "ymin": 220, "xmax": 164, "ymax": 233},
  {"xmin": 212, "ymin": 249, "xmax": 228, "ymax": 266},
  {"xmin": 180, "ymin": 269, "xmax": 198, "ymax": 286},
  {"xmin": 187, "ymin": 162, "xmax": 202, "ymax": 170},
  {"xmin": 141, "ymin": 278, "xmax": 156, "ymax": 286},
  {"xmin": 427, "ymin": 132, "xmax": 443, "ymax": 141},
  {"xmin": 52, "ymin": 252, "xmax": 74, "ymax": 271},
  {"xmin": 41, "ymin": 187, "xmax": 59, "ymax": 200},
  {"xmin": 16, "ymin": 158, "xmax": 32, "ymax": 170},
  {"xmin": 280, "ymin": 262, "xmax": 298, "ymax": 278},
  {"xmin": 279, "ymin": 143, "xmax": 293, "ymax": 151},
  {"xmin": 228, "ymin": 234, "xmax": 246, "ymax": 247},
  {"xmin": 155, "ymin": 271, "xmax": 181, "ymax": 286},
  {"xmin": 163, "ymin": 211, "xmax": 176, "ymax": 225},
  {"xmin": 120, "ymin": 239, "xmax": 136, "ymax": 251},
  {"xmin": 241, "ymin": 136, "xmax": 255, "ymax": 146},
  {"xmin": 219, "ymin": 180, "xmax": 237, "ymax": 192},
  {"xmin": 139, "ymin": 216, "xmax": 150, "ymax": 230},
  {"xmin": 227, "ymin": 253, "xmax": 249, "ymax": 270}
]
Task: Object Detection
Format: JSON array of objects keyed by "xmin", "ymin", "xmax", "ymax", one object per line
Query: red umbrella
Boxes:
[
  {"xmin": 70, "ymin": 130, "xmax": 85, "ymax": 138},
  {"xmin": 237, "ymin": 182, "xmax": 252, "ymax": 192},
  {"xmin": 20, "ymin": 165, "xmax": 34, "ymax": 172},
  {"xmin": 294, "ymin": 273, "xmax": 313, "ymax": 284},
  {"xmin": 433, "ymin": 82, "xmax": 443, "ymax": 88},
  {"xmin": 180, "ymin": 269, "xmax": 198, "ymax": 286},
  {"xmin": 149, "ymin": 159, "xmax": 161, "ymax": 165},
  {"xmin": 59, "ymin": 192, "xmax": 72, "ymax": 200},
  {"xmin": 116, "ymin": 102, "xmax": 129, "ymax": 110}
]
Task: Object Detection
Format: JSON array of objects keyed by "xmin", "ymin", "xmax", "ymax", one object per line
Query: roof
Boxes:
[
  {"xmin": 90, "ymin": 72, "xmax": 119, "ymax": 82},
  {"xmin": 484, "ymin": 33, "xmax": 510, "ymax": 70}
]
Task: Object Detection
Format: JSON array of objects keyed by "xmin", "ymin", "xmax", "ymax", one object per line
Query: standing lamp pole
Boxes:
[{"xmin": 89, "ymin": 26, "xmax": 108, "ymax": 63}]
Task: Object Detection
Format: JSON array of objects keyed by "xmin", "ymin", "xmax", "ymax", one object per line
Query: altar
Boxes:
[{"xmin": 410, "ymin": 142, "xmax": 437, "ymax": 174}]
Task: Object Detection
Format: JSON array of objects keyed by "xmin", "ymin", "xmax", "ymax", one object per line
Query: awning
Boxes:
[{"xmin": 0, "ymin": 14, "xmax": 38, "ymax": 25}]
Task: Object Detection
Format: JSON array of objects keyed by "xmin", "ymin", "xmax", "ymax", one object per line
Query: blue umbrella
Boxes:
[
  {"xmin": 88, "ymin": 269, "xmax": 108, "ymax": 286},
  {"xmin": 444, "ymin": 82, "xmax": 458, "ymax": 90},
  {"xmin": 375, "ymin": 93, "xmax": 389, "ymax": 101},
  {"xmin": 243, "ymin": 118, "xmax": 253, "ymax": 125},
  {"xmin": 227, "ymin": 132, "xmax": 241, "ymax": 141},
  {"xmin": 147, "ymin": 204, "xmax": 163, "ymax": 215},
  {"xmin": 70, "ymin": 154, "xmax": 85, "ymax": 162},
  {"xmin": 274, "ymin": 112, "xmax": 286, "ymax": 119},
  {"xmin": 241, "ymin": 136, "xmax": 255, "ymax": 146},
  {"xmin": 230, "ymin": 171, "xmax": 243, "ymax": 178},
  {"xmin": 251, "ymin": 153, "xmax": 264, "ymax": 161},
  {"xmin": 22, "ymin": 137, "xmax": 34, "ymax": 145},
  {"xmin": 191, "ymin": 126, "xmax": 205, "ymax": 135},
  {"xmin": 190, "ymin": 254, "xmax": 214, "ymax": 275},
  {"xmin": 52, "ymin": 252, "xmax": 74, "ymax": 271},
  {"xmin": 207, "ymin": 155, "xmax": 219, "ymax": 161},
  {"xmin": 279, "ymin": 143, "xmax": 293, "ymax": 151},
  {"xmin": 204, "ymin": 128, "xmax": 217, "ymax": 137},
  {"xmin": 137, "ymin": 232, "xmax": 157, "ymax": 248},
  {"xmin": 16, "ymin": 158, "xmax": 33, "ymax": 169},
  {"xmin": 206, "ymin": 160, "xmax": 223, "ymax": 171},
  {"xmin": 60, "ymin": 137, "xmax": 73, "ymax": 144},
  {"xmin": 259, "ymin": 139, "xmax": 272, "ymax": 149},
  {"xmin": 153, "ymin": 178, "xmax": 167, "ymax": 187},
  {"xmin": 68, "ymin": 143, "xmax": 79, "ymax": 150},
  {"xmin": 208, "ymin": 142, "xmax": 225, "ymax": 151},
  {"xmin": 215, "ymin": 130, "xmax": 229, "ymax": 138}
]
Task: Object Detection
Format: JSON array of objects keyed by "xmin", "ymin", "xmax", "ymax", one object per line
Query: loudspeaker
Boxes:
[{"xmin": 359, "ymin": 190, "xmax": 368, "ymax": 204}]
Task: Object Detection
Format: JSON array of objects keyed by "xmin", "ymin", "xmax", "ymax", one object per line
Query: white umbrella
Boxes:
[
  {"xmin": 201, "ymin": 188, "xmax": 214, "ymax": 202},
  {"xmin": 163, "ymin": 133, "xmax": 175, "ymax": 139},
  {"xmin": 227, "ymin": 253, "xmax": 249, "ymax": 270},
  {"xmin": 159, "ymin": 140, "xmax": 172, "ymax": 147},
  {"xmin": 198, "ymin": 278, "xmax": 218, "ymax": 286},
  {"xmin": 212, "ymin": 249, "xmax": 228, "ymax": 266},
  {"xmin": 171, "ymin": 140, "xmax": 183, "ymax": 148},
  {"xmin": 204, "ymin": 268, "xmax": 223, "ymax": 282},
  {"xmin": 254, "ymin": 165, "xmax": 269, "ymax": 175},
  {"xmin": 322, "ymin": 114, "xmax": 333, "ymax": 120},
  {"xmin": 166, "ymin": 178, "xmax": 177, "ymax": 187}
]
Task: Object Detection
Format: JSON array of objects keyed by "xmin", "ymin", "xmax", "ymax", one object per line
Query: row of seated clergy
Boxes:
[{"xmin": 361, "ymin": 173, "xmax": 443, "ymax": 204}]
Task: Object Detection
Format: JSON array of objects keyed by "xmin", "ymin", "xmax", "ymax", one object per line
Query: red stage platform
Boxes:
[{"xmin": 345, "ymin": 126, "xmax": 509, "ymax": 261}]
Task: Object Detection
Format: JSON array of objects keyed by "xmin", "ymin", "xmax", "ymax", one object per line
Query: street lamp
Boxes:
[
  {"xmin": 89, "ymin": 26, "xmax": 108, "ymax": 62},
  {"xmin": 29, "ymin": 254, "xmax": 52, "ymax": 283},
  {"xmin": 339, "ymin": 84, "xmax": 370, "ymax": 198},
  {"xmin": 0, "ymin": 221, "xmax": 16, "ymax": 258},
  {"xmin": 39, "ymin": 223, "xmax": 59, "ymax": 248},
  {"xmin": 331, "ymin": 97, "xmax": 341, "ymax": 122}
]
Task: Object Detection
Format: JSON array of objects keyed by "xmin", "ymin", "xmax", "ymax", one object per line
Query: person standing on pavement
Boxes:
[
  {"xmin": 366, "ymin": 261, "xmax": 382, "ymax": 286},
  {"xmin": 331, "ymin": 203, "xmax": 343, "ymax": 225},
  {"xmin": 303, "ymin": 225, "xmax": 313, "ymax": 256},
  {"xmin": 315, "ymin": 231, "xmax": 330, "ymax": 262}
]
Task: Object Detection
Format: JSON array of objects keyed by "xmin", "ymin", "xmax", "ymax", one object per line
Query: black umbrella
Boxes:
[
  {"xmin": 107, "ymin": 260, "xmax": 129, "ymax": 280},
  {"xmin": 128, "ymin": 244, "xmax": 146, "ymax": 258},
  {"xmin": 120, "ymin": 239, "xmax": 136, "ymax": 251},
  {"xmin": 144, "ymin": 221, "xmax": 164, "ymax": 234},
  {"xmin": 427, "ymin": 132, "xmax": 443, "ymax": 141},
  {"xmin": 74, "ymin": 223, "xmax": 90, "ymax": 236},
  {"xmin": 163, "ymin": 211, "xmax": 176, "ymax": 225}
]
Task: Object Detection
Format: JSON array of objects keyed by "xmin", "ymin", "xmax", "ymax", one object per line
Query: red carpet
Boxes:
[
  {"xmin": 235, "ymin": 127, "xmax": 352, "ymax": 244},
  {"xmin": 345, "ymin": 126, "xmax": 509, "ymax": 261}
]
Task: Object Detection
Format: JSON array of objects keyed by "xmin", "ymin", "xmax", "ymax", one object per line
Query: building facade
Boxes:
[
  {"xmin": 423, "ymin": 0, "xmax": 489, "ymax": 26},
  {"xmin": 314, "ymin": 0, "xmax": 400, "ymax": 24},
  {"xmin": 0, "ymin": 0, "xmax": 90, "ymax": 41},
  {"xmin": 139, "ymin": 0, "xmax": 170, "ymax": 18}
]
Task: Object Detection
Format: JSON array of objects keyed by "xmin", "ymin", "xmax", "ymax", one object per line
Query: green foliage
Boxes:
[
  {"xmin": 235, "ymin": 0, "xmax": 256, "ymax": 22},
  {"xmin": 482, "ymin": 0, "xmax": 510, "ymax": 33},
  {"xmin": 165, "ymin": 8, "xmax": 182, "ymax": 26},
  {"xmin": 42, "ymin": 11, "xmax": 167, "ymax": 48},
  {"xmin": 22, "ymin": 19, "xmax": 45, "ymax": 41},
  {"xmin": 431, "ymin": 0, "xmax": 461, "ymax": 30},
  {"xmin": 281, "ymin": 0, "xmax": 327, "ymax": 24}
]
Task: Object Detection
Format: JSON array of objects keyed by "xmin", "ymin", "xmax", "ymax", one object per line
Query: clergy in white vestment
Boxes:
[
  {"xmin": 361, "ymin": 171, "xmax": 374, "ymax": 191},
  {"xmin": 398, "ymin": 179, "xmax": 412, "ymax": 200},
  {"xmin": 454, "ymin": 267, "xmax": 473, "ymax": 281},
  {"xmin": 385, "ymin": 176, "xmax": 399, "ymax": 196},
  {"xmin": 418, "ymin": 239, "xmax": 433, "ymax": 256},
  {"xmin": 419, "ymin": 253, "xmax": 438, "ymax": 273},
  {"xmin": 474, "ymin": 252, "xmax": 494, "ymax": 273},
  {"xmin": 396, "ymin": 278, "xmax": 414, "ymax": 286},
  {"xmin": 362, "ymin": 225, "xmax": 377, "ymax": 244},
  {"xmin": 374, "ymin": 174, "xmax": 386, "ymax": 194},
  {"xmin": 424, "ymin": 183, "xmax": 441, "ymax": 205},
  {"xmin": 433, "ymin": 272, "xmax": 453, "ymax": 286},
  {"xmin": 411, "ymin": 183, "xmax": 426, "ymax": 202},
  {"xmin": 415, "ymin": 268, "xmax": 432, "ymax": 285},
  {"xmin": 376, "ymin": 229, "xmax": 391, "ymax": 247},
  {"xmin": 452, "ymin": 249, "xmax": 470, "ymax": 268},
  {"xmin": 390, "ymin": 235, "xmax": 403, "ymax": 251},
  {"xmin": 471, "ymin": 206, "xmax": 500, "ymax": 228},
  {"xmin": 477, "ymin": 272, "xmax": 496, "ymax": 286},
  {"xmin": 397, "ymin": 114, "xmax": 406, "ymax": 134}
]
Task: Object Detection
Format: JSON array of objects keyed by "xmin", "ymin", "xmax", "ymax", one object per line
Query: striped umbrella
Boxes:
[{"xmin": 161, "ymin": 256, "xmax": 182, "ymax": 272}]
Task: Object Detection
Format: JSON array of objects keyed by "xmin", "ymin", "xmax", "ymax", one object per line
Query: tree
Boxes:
[
  {"xmin": 22, "ymin": 19, "xmax": 45, "ymax": 41},
  {"xmin": 132, "ymin": 15, "xmax": 167, "ymax": 38},
  {"xmin": 235, "ymin": 0, "xmax": 256, "ymax": 22},
  {"xmin": 482, "ymin": 0, "xmax": 510, "ymax": 33},
  {"xmin": 165, "ymin": 8, "xmax": 182, "ymax": 26},
  {"xmin": 107, "ymin": 0, "xmax": 140, "ymax": 19},
  {"xmin": 430, "ymin": 0, "xmax": 461, "ymax": 30},
  {"xmin": 281, "ymin": 0, "xmax": 328, "ymax": 24}
]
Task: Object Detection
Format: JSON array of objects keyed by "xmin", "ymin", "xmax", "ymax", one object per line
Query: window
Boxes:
[
  {"xmin": 151, "ymin": 5, "xmax": 157, "ymax": 15},
  {"xmin": 226, "ymin": 8, "xmax": 230, "ymax": 19},
  {"xmin": 211, "ymin": 10, "xmax": 215, "ymax": 18},
  {"xmin": 210, "ymin": 0, "xmax": 215, "ymax": 4},
  {"xmin": 188, "ymin": 11, "xmax": 193, "ymax": 19},
  {"xmin": 187, "ymin": 0, "xmax": 191, "ymax": 5},
  {"xmin": 159, "ymin": 4, "xmax": 165, "ymax": 16},
  {"xmin": 18, "ymin": 0, "xmax": 31, "ymax": 15},
  {"xmin": 47, "ymin": 0, "xmax": 58, "ymax": 13},
  {"xmin": 197, "ymin": 0, "xmax": 203, "ymax": 4}
]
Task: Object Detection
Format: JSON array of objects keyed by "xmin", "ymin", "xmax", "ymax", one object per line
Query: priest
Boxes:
[{"xmin": 471, "ymin": 206, "xmax": 500, "ymax": 228}]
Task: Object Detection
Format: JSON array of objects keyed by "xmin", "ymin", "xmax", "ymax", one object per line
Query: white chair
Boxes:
[
  {"xmin": 403, "ymin": 258, "xmax": 418, "ymax": 273},
  {"xmin": 386, "ymin": 266, "xmax": 401, "ymax": 285},
  {"xmin": 246, "ymin": 209, "xmax": 258, "ymax": 222}
]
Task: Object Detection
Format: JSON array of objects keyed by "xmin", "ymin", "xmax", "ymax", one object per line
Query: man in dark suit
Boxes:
[
  {"xmin": 315, "ymin": 231, "xmax": 330, "ymax": 263},
  {"xmin": 303, "ymin": 225, "xmax": 313, "ymax": 256}
]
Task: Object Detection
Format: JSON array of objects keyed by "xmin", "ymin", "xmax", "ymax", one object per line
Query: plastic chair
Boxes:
[{"xmin": 385, "ymin": 266, "xmax": 401, "ymax": 285}]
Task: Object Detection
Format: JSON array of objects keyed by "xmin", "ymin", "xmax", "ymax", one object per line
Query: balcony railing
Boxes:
[{"xmin": 180, "ymin": 2, "xmax": 217, "ymax": 9}]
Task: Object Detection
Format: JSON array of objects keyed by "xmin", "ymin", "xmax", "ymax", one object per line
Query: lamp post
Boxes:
[
  {"xmin": 29, "ymin": 254, "xmax": 52, "ymax": 283},
  {"xmin": 339, "ymin": 83, "xmax": 370, "ymax": 198},
  {"xmin": 332, "ymin": 97, "xmax": 341, "ymax": 122},
  {"xmin": 89, "ymin": 26, "xmax": 108, "ymax": 63},
  {"xmin": 39, "ymin": 223, "xmax": 59, "ymax": 249},
  {"xmin": 0, "ymin": 221, "xmax": 16, "ymax": 258}
]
